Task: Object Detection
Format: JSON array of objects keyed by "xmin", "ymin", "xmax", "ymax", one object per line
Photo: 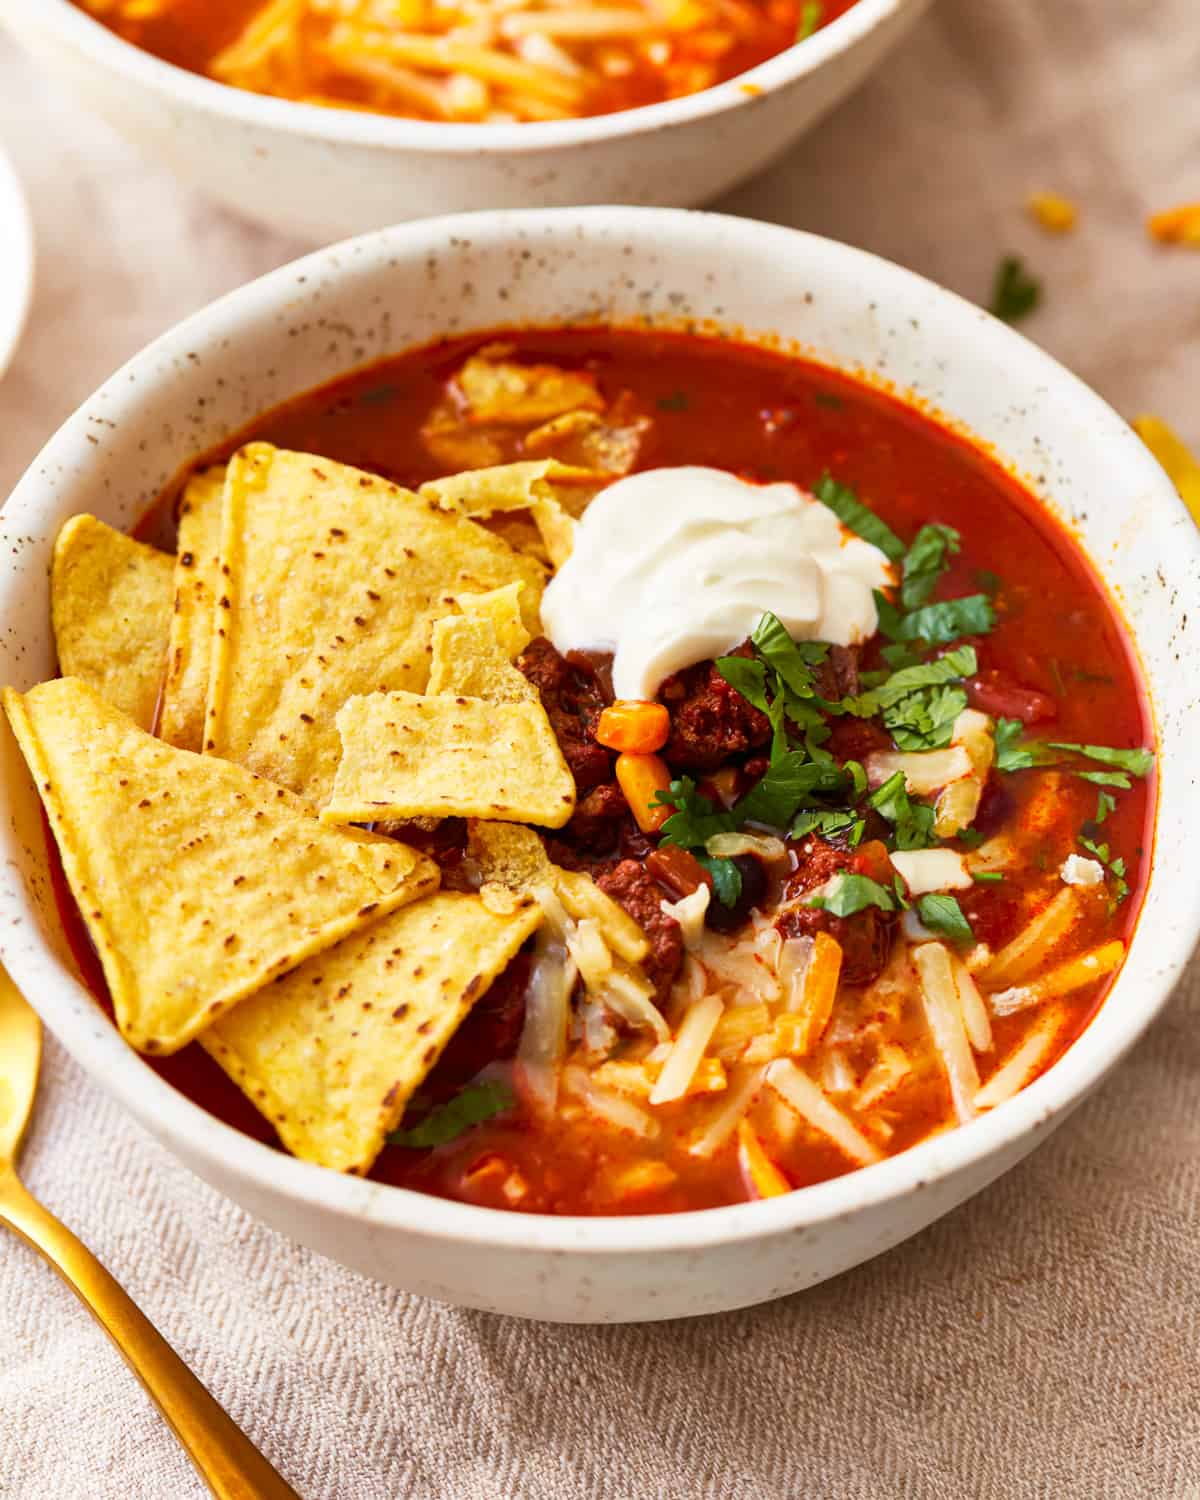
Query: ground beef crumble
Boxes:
[
  {"xmin": 595, "ymin": 859, "xmax": 684, "ymax": 1003},
  {"xmin": 776, "ymin": 836, "xmax": 897, "ymax": 987}
]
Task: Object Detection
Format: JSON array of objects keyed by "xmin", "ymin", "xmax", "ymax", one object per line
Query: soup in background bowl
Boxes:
[
  {"xmin": 0, "ymin": 208, "xmax": 1194, "ymax": 1322},
  {"xmin": 2, "ymin": 0, "xmax": 929, "ymax": 240}
]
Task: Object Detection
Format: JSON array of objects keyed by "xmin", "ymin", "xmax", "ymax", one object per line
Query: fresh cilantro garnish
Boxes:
[
  {"xmin": 879, "ymin": 641, "xmax": 927, "ymax": 671},
  {"xmin": 714, "ymin": 655, "xmax": 770, "ymax": 712},
  {"xmin": 657, "ymin": 391, "xmax": 689, "ymax": 411},
  {"xmin": 735, "ymin": 753, "xmax": 850, "ymax": 830},
  {"xmin": 847, "ymin": 646, "xmax": 977, "ymax": 751},
  {"xmin": 844, "ymin": 759, "xmax": 868, "ymax": 799},
  {"xmin": 1046, "ymin": 741, "xmax": 1154, "ymax": 777},
  {"xmin": 866, "ymin": 771, "xmax": 937, "ymax": 850},
  {"xmin": 916, "ymin": 893, "xmax": 975, "ymax": 943},
  {"xmin": 900, "ymin": 523, "xmax": 961, "ymax": 610},
  {"xmin": 994, "ymin": 726, "xmax": 1154, "ymax": 782},
  {"xmin": 971, "ymin": 870, "xmax": 1004, "ymax": 883},
  {"xmin": 812, "ymin": 473, "xmax": 905, "ymax": 562},
  {"xmin": 881, "ymin": 592, "xmax": 996, "ymax": 646},
  {"xmin": 389, "ymin": 1079, "xmax": 514, "ymax": 1149},
  {"xmin": 796, "ymin": 0, "xmax": 822, "ymax": 41},
  {"xmin": 994, "ymin": 716, "xmax": 1036, "ymax": 771},
  {"xmin": 1073, "ymin": 770, "xmax": 1133, "ymax": 789},
  {"xmin": 751, "ymin": 612, "xmax": 829, "ymax": 693},
  {"xmin": 807, "ymin": 873, "xmax": 897, "ymax": 918},
  {"xmin": 1095, "ymin": 790, "xmax": 1117, "ymax": 825},
  {"xmin": 988, "ymin": 255, "xmax": 1041, "ymax": 324},
  {"xmin": 654, "ymin": 777, "xmax": 735, "ymax": 849},
  {"xmin": 695, "ymin": 853, "xmax": 742, "ymax": 908},
  {"xmin": 957, "ymin": 827, "xmax": 986, "ymax": 849},
  {"xmin": 1077, "ymin": 789, "xmax": 1131, "ymax": 904},
  {"xmin": 791, "ymin": 808, "xmax": 865, "ymax": 845}
]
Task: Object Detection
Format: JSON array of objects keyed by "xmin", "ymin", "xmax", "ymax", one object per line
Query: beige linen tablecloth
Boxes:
[{"xmin": 2, "ymin": 3, "xmax": 1199, "ymax": 1495}]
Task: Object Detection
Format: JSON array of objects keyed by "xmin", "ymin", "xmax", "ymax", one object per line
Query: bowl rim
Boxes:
[
  {"xmin": 21, "ymin": 0, "xmax": 914, "ymax": 153},
  {"xmin": 2, "ymin": 205, "xmax": 1196, "ymax": 1259}
]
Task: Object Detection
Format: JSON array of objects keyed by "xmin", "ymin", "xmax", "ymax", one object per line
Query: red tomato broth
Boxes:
[
  {"xmin": 69, "ymin": 0, "xmax": 860, "ymax": 122},
  {"xmin": 52, "ymin": 327, "xmax": 1152, "ymax": 1216}
]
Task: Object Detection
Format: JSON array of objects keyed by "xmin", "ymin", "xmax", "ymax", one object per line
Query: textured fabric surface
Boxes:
[{"xmin": 2, "ymin": 2, "xmax": 1200, "ymax": 1495}]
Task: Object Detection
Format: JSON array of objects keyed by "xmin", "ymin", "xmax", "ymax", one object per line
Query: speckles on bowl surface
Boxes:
[{"xmin": 0, "ymin": 207, "xmax": 1195, "ymax": 1322}]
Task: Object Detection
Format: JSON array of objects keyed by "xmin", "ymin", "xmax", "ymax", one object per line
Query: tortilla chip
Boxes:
[
  {"xmin": 3, "ymin": 677, "xmax": 439, "ymax": 1054},
  {"xmin": 456, "ymin": 582, "xmax": 531, "ymax": 660},
  {"xmin": 202, "ymin": 890, "xmax": 541, "ymax": 1173},
  {"xmin": 523, "ymin": 409, "xmax": 649, "ymax": 480},
  {"xmin": 50, "ymin": 514, "xmax": 173, "ymax": 730},
  {"xmin": 456, "ymin": 353, "xmax": 603, "ymax": 425},
  {"xmin": 158, "ymin": 467, "xmax": 225, "ymax": 751},
  {"xmin": 420, "ymin": 461, "xmax": 592, "ymax": 571},
  {"xmin": 467, "ymin": 820, "xmax": 553, "ymax": 890},
  {"xmin": 464, "ymin": 823, "xmax": 648, "ymax": 964},
  {"xmin": 324, "ymin": 690, "xmax": 576, "ymax": 827},
  {"xmin": 204, "ymin": 444, "xmax": 544, "ymax": 805},
  {"xmin": 427, "ymin": 613, "xmax": 536, "ymax": 704}
]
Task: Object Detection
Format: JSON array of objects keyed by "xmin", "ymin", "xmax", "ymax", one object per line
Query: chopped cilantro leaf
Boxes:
[
  {"xmin": 1046, "ymin": 741, "xmax": 1154, "ymax": 777},
  {"xmin": 1074, "ymin": 770, "xmax": 1133, "ymax": 789},
  {"xmin": 714, "ymin": 655, "xmax": 770, "ymax": 712},
  {"xmin": 916, "ymin": 893, "xmax": 975, "ymax": 943},
  {"xmin": 812, "ymin": 472, "xmax": 905, "ymax": 562},
  {"xmin": 864, "ymin": 645, "xmax": 978, "ymax": 709},
  {"xmin": 795, "ymin": 0, "xmax": 822, "ymax": 40},
  {"xmin": 791, "ymin": 808, "xmax": 864, "ymax": 845},
  {"xmin": 957, "ymin": 827, "xmax": 986, "ymax": 849},
  {"xmin": 1095, "ymin": 790, "xmax": 1117, "ymax": 825},
  {"xmin": 880, "ymin": 593, "xmax": 997, "ymax": 646},
  {"xmin": 867, "ymin": 771, "xmax": 937, "ymax": 850},
  {"xmin": 886, "ymin": 683, "xmax": 969, "ymax": 751},
  {"xmin": 988, "ymin": 255, "xmax": 1041, "ymax": 324},
  {"xmin": 994, "ymin": 717, "xmax": 1036, "ymax": 772},
  {"xmin": 844, "ymin": 759, "xmax": 868, "ymax": 799},
  {"xmin": 880, "ymin": 640, "xmax": 926, "ymax": 671},
  {"xmin": 654, "ymin": 777, "xmax": 735, "ymax": 850},
  {"xmin": 656, "ymin": 391, "xmax": 689, "ymax": 411},
  {"xmin": 807, "ymin": 873, "xmax": 897, "ymax": 918},
  {"xmin": 695, "ymin": 853, "xmax": 742, "ymax": 908},
  {"xmin": 901, "ymin": 523, "xmax": 961, "ymax": 610},
  {"xmin": 389, "ymin": 1079, "xmax": 513, "ymax": 1148},
  {"xmin": 751, "ymin": 611, "xmax": 828, "ymax": 697},
  {"xmin": 734, "ymin": 753, "xmax": 848, "ymax": 830}
]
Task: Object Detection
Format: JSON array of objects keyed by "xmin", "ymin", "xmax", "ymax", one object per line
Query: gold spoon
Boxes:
[{"xmin": 0, "ymin": 965, "xmax": 302, "ymax": 1500}]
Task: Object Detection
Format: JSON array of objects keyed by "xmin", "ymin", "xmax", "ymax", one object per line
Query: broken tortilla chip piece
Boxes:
[
  {"xmin": 3, "ymin": 677, "xmax": 439, "ymax": 1055},
  {"xmin": 419, "ymin": 460, "xmax": 591, "ymax": 569},
  {"xmin": 202, "ymin": 889, "xmax": 541, "ymax": 1174},
  {"xmin": 456, "ymin": 582, "xmax": 531, "ymax": 660},
  {"xmin": 50, "ymin": 514, "xmax": 173, "ymax": 730},
  {"xmin": 427, "ymin": 611, "xmax": 536, "ymax": 704},
  {"xmin": 523, "ymin": 408, "xmax": 650, "ymax": 479},
  {"xmin": 456, "ymin": 352, "xmax": 604, "ymax": 425},
  {"xmin": 158, "ymin": 466, "xmax": 225, "ymax": 751},
  {"xmin": 204, "ymin": 443, "xmax": 544, "ymax": 806},
  {"xmin": 324, "ymin": 689, "xmax": 576, "ymax": 828},
  {"xmin": 465, "ymin": 823, "xmax": 648, "ymax": 965}
]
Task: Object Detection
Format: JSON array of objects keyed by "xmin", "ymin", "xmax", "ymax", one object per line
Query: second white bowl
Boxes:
[{"xmin": 3, "ymin": 0, "xmax": 929, "ymax": 242}]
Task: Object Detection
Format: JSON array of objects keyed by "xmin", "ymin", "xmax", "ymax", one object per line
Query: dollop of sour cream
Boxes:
[{"xmin": 541, "ymin": 467, "xmax": 895, "ymax": 701}]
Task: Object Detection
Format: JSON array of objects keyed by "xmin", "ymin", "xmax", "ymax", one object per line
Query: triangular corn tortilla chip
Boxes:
[
  {"xmin": 202, "ymin": 889, "xmax": 541, "ymax": 1173},
  {"xmin": 3, "ymin": 677, "xmax": 439, "ymax": 1054},
  {"xmin": 455, "ymin": 352, "xmax": 603, "ymax": 425},
  {"xmin": 50, "ymin": 514, "xmax": 173, "ymax": 730},
  {"xmin": 427, "ymin": 612, "xmax": 536, "ymax": 704},
  {"xmin": 420, "ymin": 460, "xmax": 592, "ymax": 569},
  {"xmin": 159, "ymin": 466, "xmax": 225, "ymax": 751},
  {"xmin": 205, "ymin": 444, "xmax": 545, "ymax": 805},
  {"xmin": 324, "ymin": 690, "xmax": 576, "ymax": 828}
]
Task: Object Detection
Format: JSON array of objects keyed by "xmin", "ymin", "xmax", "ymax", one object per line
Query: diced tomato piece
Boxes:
[{"xmin": 966, "ymin": 670, "xmax": 1056, "ymax": 724}]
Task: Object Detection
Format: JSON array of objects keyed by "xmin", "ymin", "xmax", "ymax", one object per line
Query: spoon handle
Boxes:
[{"xmin": 0, "ymin": 1168, "xmax": 301, "ymax": 1499}]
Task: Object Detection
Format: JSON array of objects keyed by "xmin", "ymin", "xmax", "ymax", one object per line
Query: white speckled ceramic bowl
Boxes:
[
  {"xmin": 0, "ymin": 209, "xmax": 1195, "ymax": 1323},
  {"xmin": 2, "ymin": 0, "xmax": 929, "ymax": 242}
]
